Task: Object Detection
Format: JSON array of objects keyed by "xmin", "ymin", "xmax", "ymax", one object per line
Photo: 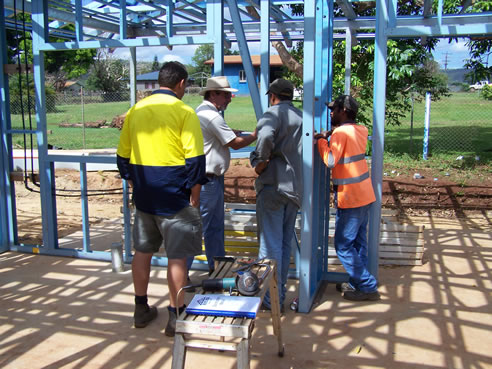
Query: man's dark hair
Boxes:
[
  {"xmin": 158, "ymin": 61, "xmax": 188, "ymax": 88},
  {"xmin": 276, "ymin": 93, "xmax": 292, "ymax": 102},
  {"xmin": 346, "ymin": 109, "xmax": 357, "ymax": 120}
]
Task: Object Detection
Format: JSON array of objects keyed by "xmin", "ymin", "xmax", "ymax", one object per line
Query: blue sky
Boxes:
[
  {"xmin": 431, "ymin": 38, "xmax": 471, "ymax": 70},
  {"xmin": 113, "ymin": 38, "xmax": 472, "ymax": 71}
]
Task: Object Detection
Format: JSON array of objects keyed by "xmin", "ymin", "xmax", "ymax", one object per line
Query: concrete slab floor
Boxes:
[{"xmin": 0, "ymin": 217, "xmax": 491, "ymax": 369}]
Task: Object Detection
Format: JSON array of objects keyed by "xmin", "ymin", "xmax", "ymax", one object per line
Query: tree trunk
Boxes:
[{"xmin": 245, "ymin": 6, "xmax": 303, "ymax": 79}]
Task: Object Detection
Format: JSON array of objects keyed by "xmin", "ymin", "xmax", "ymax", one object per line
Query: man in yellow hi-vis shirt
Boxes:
[{"xmin": 117, "ymin": 61, "xmax": 207, "ymax": 336}]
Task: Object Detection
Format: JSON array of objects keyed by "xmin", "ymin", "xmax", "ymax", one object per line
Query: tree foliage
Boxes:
[
  {"xmin": 6, "ymin": 12, "xmax": 96, "ymax": 92},
  {"xmin": 278, "ymin": 1, "xmax": 492, "ymax": 125},
  {"xmin": 190, "ymin": 44, "xmax": 239, "ymax": 75},
  {"xmin": 481, "ymin": 84, "xmax": 492, "ymax": 100},
  {"xmin": 151, "ymin": 55, "xmax": 160, "ymax": 71},
  {"xmin": 86, "ymin": 50, "xmax": 129, "ymax": 99},
  {"xmin": 192, "ymin": 44, "xmax": 214, "ymax": 75}
]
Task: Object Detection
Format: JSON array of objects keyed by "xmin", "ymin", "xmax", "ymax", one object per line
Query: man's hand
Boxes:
[
  {"xmin": 190, "ymin": 184, "xmax": 201, "ymax": 208},
  {"xmin": 314, "ymin": 130, "xmax": 332, "ymax": 140},
  {"xmin": 255, "ymin": 160, "xmax": 268, "ymax": 175}
]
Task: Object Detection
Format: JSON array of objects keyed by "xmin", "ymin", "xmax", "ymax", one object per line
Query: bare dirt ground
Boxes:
[{"xmin": 14, "ymin": 159, "xmax": 492, "ymax": 244}]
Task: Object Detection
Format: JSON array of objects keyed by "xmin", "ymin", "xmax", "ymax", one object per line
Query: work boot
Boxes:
[
  {"xmin": 165, "ymin": 308, "xmax": 178, "ymax": 337},
  {"xmin": 343, "ymin": 290, "xmax": 381, "ymax": 301},
  {"xmin": 336, "ymin": 282, "xmax": 355, "ymax": 293},
  {"xmin": 134, "ymin": 304, "xmax": 158, "ymax": 328}
]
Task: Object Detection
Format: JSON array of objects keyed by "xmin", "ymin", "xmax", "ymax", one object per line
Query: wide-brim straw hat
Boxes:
[{"xmin": 199, "ymin": 76, "xmax": 238, "ymax": 96}]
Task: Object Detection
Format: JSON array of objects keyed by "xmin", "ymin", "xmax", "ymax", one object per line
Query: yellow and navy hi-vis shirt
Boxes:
[{"xmin": 116, "ymin": 89, "xmax": 207, "ymax": 216}]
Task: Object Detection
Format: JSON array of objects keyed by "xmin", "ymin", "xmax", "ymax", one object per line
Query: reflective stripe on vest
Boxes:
[
  {"xmin": 332, "ymin": 171, "xmax": 369, "ymax": 185},
  {"xmin": 337, "ymin": 153, "xmax": 366, "ymax": 164}
]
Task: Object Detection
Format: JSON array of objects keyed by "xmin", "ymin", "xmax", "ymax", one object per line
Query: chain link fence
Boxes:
[
  {"xmin": 9, "ymin": 90, "xmax": 492, "ymax": 160},
  {"xmin": 10, "ymin": 90, "xmax": 131, "ymax": 150},
  {"xmin": 384, "ymin": 92, "xmax": 492, "ymax": 162}
]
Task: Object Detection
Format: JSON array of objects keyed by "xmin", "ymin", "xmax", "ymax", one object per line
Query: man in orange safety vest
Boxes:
[{"xmin": 315, "ymin": 95, "xmax": 380, "ymax": 301}]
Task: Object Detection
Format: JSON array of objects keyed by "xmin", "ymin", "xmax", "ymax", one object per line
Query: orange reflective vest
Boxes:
[{"xmin": 317, "ymin": 123, "xmax": 376, "ymax": 209}]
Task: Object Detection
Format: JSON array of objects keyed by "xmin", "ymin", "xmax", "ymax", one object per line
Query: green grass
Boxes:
[
  {"xmin": 382, "ymin": 92, "xmax": 492, "ymax": 167},
  {"xmin": 9, "ymin": 93, "xmax": 492, "ymax": 171}
]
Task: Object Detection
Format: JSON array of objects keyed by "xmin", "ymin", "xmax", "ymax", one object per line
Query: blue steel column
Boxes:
[
  {"xmin": 314, "ymin": 0, "xmax": 331, "ymax": 280},
  {"xmin": 32, "ymin": 0, "xmax": 59, "ymax": 251},
  {"xmin": 344, "ymin": 28, "xmax": 352, "ymax": 94},
  {"xmin": 226, "ymin": 0, "xmax": 263, "ymax": 119},
  {"xmin": 129, "ymin": 48, "xmax": 137, "ymax": 106},
  {"xmin": 368, "ymin": 0, "xmax": 389, "ymax": 279},
  {"xmin": 298, "ymin": 0, "xmax": 317, "ymax": 313},
  {"xmin": 0, "ymin": 0, "xmax": 16, "ymax": 252},
  {"xmin": 423, "ymin": 91, "xmax": 431, "ymax": 160},
  {"xmin": 80, "ymin": 163, "xmax": 91, "ymax": 252},
  {"xmin": 211, "ymin": 0, "xmax": 224, "ymax": 76},
  {"xmin": 259, "ymin": 0, "xmax": 270, "ymax": 112}
]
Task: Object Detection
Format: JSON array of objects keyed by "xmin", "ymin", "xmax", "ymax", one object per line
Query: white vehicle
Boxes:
[{"xmin": 469, "ymin": 80, "xmax": 491, "ymax": 91}]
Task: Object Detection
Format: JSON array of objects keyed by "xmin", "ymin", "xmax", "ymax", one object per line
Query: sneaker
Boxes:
[
  {"xmin": 343, "ymin": 290, "xmax": 381, "ymax": 301},
  {"xmin": 134, "ymin": 304, "xmax": 158, "ymax": 328},
  {"xmin": 336, "ymin": 282, "xmax": 355, "ymax": 293},
  {"xmin": 165, "ymin": 308, "xmax": 177, "ymax": 337}
]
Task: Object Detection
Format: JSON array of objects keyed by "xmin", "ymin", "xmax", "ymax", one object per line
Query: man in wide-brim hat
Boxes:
[
  {"xmin": 187, "ymin": 76, "xmax": 257, "ymax": 277},
  {"xmin": 199, "ymin": 75, "xmax": 238, "ymax": 96}
]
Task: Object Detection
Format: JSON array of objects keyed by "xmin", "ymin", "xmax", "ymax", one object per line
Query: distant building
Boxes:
[
  {"xmin": 136, "ymin": 71, "xmax": 159, "ymax": 91},
  {"xmin": 135, "ymin": 55, "xmax": 286, "ymax": 95},
  {"xmin": 204, "ymin": 55, "xmax": 285, "ymax": 95}
]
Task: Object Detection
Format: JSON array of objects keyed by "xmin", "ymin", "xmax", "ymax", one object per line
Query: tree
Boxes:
[
  {"xmin": 191, "ymin": 44, "xmax": 239, "ymax": 75},
  {"xmin": 151, "ymin": 55, "xmax": 160, "ymax": 71},
  {"xmin": 264, "ymin": 2, "xmax": 480, "ymax": 126},
  {"xmin": 86, "ymin": 49, "xmax": 129, "ymax": 101},
  {"xmin": 440, "ymin": 0, "xmax": 492, "ymax": 82},
  {"xmin": 6, "ymin": 13, "xmax": 96, "ymax": 92},
  {"xmin": 192, "ymin": 44, "xmax": 214, "ymax": 75}
]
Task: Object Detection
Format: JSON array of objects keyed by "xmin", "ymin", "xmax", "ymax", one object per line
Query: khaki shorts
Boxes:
[{"xmin": 132, "ymin": 206, "xmax": 202, "ymax": 259}]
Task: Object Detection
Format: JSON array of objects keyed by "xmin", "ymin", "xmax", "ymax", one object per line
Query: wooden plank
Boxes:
[
  {"xmin": 380, "ymin": 223, "xmax": 424, "ymax": 233},
  {"xmin": 379, "ymin": 238, "xmax": 424, "ymax": 246},
  {"xmin": 10, "ymin": 171, "xmax": 40, "ymax": 182},
  {"xmin": 3, "ymin": 63, "xmax": 34, "ymax": 74},
  {"xmin": 225, "ymin": 230, "xmax": 257, "ymax": 237},
  {"xmin": 175, "ymin": 319, "xmax": 251, "ymax": 338},
  {"xmin": 379, "ymin": 259, "xmax": 423, "ymax": 266},
  {"xmin": 380, "ymin": 251, "xmax": 423, "ymax": 259},
  {"xmin": 380, "ymin": 245, "xmax": 424, "ymax": 253},
  {"xmin": 184, "ymin": 339, "xmax": 239, "ymax": 351}
]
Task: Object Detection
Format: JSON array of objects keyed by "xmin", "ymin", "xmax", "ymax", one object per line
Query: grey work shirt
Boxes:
[
  {"xmin": 250, "ymin": 100, "xmax": 303, "ymax": 207},
  {"xmin": 196, "ymin": 100, "xmax": 237, "ymax": 176}
]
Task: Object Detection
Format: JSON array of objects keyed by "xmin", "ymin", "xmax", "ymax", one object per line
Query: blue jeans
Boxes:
[
  {"xmin": 257, "ymin": 186, "xmax": 298, "ymax": 307},
  {"xmin": 187, "ymin": 175, "xmax": 225, "ymax": 272},
  {"xmin": 335, "ymin": 204, "xmax": 378, "ymax": 293}
]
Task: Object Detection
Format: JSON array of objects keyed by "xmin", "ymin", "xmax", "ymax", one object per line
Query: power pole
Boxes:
[{"xmin": 443, "ymin": 51, "xmax": 450, "ymax": 70}]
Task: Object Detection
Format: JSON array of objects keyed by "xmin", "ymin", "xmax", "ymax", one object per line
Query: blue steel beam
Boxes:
[
  {"xmin": 32, "ymin": 0, "xmax": 59, "ymax": 251},
  {"xmin": 368, "ymin": 0, "xmax": 389, "ymax": 280},
  {"xmin": 318, "ymin": 0, "xmax": 333, "ymax": 282},
  {"xmin": 298, "ymin": 0, "xmax": 316, "ymax": 314},
  {"xmin": 0, "ymin": 0, "xmax": 17, "ymax": 253},
  {"xmin": 259, "ymin": 0, "xmax": 270, "ymax": 113},
  {"xmin": 226, "ymin": 0, "xmax": 263, "ymax": 119},
  {"xmin": 210, "ymin": 0, "xmax": 224, "ymax": 76}
]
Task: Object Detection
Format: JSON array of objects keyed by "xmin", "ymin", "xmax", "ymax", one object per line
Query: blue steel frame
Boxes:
[{"xmin": 0, "ymin": 0, "xmax": 491, "ymax": 312}]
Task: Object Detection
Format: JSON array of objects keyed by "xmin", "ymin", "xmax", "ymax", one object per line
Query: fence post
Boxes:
[
  {"xmin": 423, "ymin": 91, "xmax": 431, "ymax": 160},
  {"xmin": 81, "ymin": 86, "xmax": 86, "ymax": 149},
  {"xmin": 410, "ymin": 94, "xmax": 414, "ymax": 154}
]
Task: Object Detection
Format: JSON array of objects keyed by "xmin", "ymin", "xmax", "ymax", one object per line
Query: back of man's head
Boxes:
[
  {"xmin": 158, "ymin": 61, "xmax": 188, "ymax": 89},
  {"xmin": 267, "ymin": 78, "xmax": 294, "ymax": 101}
]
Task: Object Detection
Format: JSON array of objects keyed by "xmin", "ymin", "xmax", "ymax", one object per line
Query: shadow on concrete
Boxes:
[{"xmin": 0, "ymin": 219, "xmax": 491, "ymax": 369}]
